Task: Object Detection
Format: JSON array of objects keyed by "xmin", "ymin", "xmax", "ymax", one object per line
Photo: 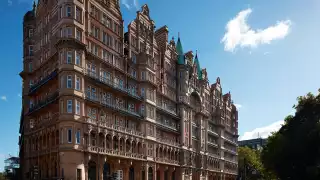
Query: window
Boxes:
[
  {"xmin": 75, "ymin": 77, "xmax": 80, "ymax": 90},
  {"xmin": 76, "ymin": 169, "xmax": 82, "ymax": 180},
  {"xmin": 76, "ymin": 7, "xmax": 82, "ymax": 22},
  {"xmin": 76, "ymin": 101, "xmax": 80, "ymax": 115},
  {"xmin": 67, "ymin": 128, "xmax": 72, "ymax": 143},
  {"xmin": 76, "ymin": 52, "xmax": 81, "ymax": 65},
  {"xmin": 60, "ymin": 6, "xmax": 63, "ymax": 18},
  {"xmin": 28, "ymin": 62, "xmax": 32, "ymax": 72},
  {"xmin": 28, "ymin": 45, "xmax": 34, "ymax": 56},
  {"xmin": 141, "ymin": 88, "xmax": 145, "ymax": 97},
  {"xmin": 67, "ymin": 51, "xmax": 72, "ymax": 64},
  {"xmin": 132, "ymin": 54, "xmax": 136, "ymax": 63},
  {"xmin": 67, "ymin": 75, "xmax": 72, "ymax": 88},
  {"xmin": 76, "ymin": 130, "xmax": 81, "ymax": 144},
  {"xmin": 76, "ymin": 29, "xmax": 81, "ymax": 41},
  {"xmin": 29, "ymin": 80, "xmax": 33, "ymax": 87},
  {"xmin": 29, "ymin": 29, "xmax": 33, "ymax": 38},
  {"xmin": 66, "ymin": 6, "xmax": 72, "ymax": 17},
  {"xmin": 67, "ymin": 27, "xmax": 72, "ymax": 37},
  {"xmin": 67, "ymin": 100, "xmax": 72, "ymax": 113},
  {"xmin": 141, "ymin": 72, "xmax": 146, "ymax": 80}
]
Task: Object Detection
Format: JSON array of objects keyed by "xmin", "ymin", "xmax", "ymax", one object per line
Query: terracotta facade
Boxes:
[{"xmin": 19, "ymin": 1, "xmax": 239, "ymax": 180}]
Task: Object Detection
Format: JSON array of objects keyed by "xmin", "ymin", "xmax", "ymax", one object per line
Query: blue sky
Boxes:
[{"xmin": 1, "ymin": 0, "xmax": 320, "ymax": 171}]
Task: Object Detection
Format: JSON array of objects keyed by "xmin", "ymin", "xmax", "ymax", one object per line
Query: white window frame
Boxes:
[
  {"xmin": 66, "ymin": 6, "xmax": 72, "ymax": 17},
  {"xmin": 76, "ymin": 52, "xmax": 81, "ymax": 65},
  {"xmin": 28, "ymin": 45, "xmax": 34, "ymax": 56},
  {"xmin": 67, "ymin": 51, "xmax": 72, "ymax": 64},
  {"xmin": 67, "ymin": 75, "xmax": 72, "ymax": 88},
  {"xmin": 67, "ymin": 100, "xmax": 73, "ymax": 113},
  {"xmin": 75, "ymin": 76, "xmax": 80, "ymax": 90},
  {"xmin": 76, "ymin": 129, "xmax": 81, "ymax": 144},
  {"xmin": 76, "ymin": 101, "xmax": 80, "ymax": 115}
]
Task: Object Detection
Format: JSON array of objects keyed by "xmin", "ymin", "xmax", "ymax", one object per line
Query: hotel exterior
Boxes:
[{"xmin": 19, "ymin": 1, "xmax": 239, "ymax": 180}]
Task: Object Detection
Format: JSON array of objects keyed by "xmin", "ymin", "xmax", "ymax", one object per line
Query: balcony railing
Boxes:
[
  {"xmin": 84, "ymin": 69, "xmax": 143, "ymax": 101},
  {"xmin": 156, "ymin": 137, "xmax": 180, "ymax": 147},
  {"xmin": 195, "ymin": 107, "xmax": 210, "ymax": 117},
  {"xmin": 29, "ymin": 70, "xmax": 58, "ymax": 94},
  {"xmin": 85, "ymin": 118, "xmax": 144, "ymax": 137},
  {"xmin": 87, "ymin": 147, "xmax": 145, "ymax": 160},
  {"xmin": 28, "ymin": 91, "xmax": 59, "ymax": 114},
  {"xmin": 178, "ymin": 96, "xmax": 190, "ymax": 105},
  {"xmin": 84, "ymin": 94, "xmax": 142, "ymax": 119},
  {"xmin": 208, "ymin": 140, "xmax": 218, "ymax": 147},
  {"xmin": 155, "ymin": 119, "xmax": 180, "ymax": 132},
  {"xmin": 156, "ymin": 103, "xmax": 179, "ymax": 118},
  {"xmin": 155, "ymin": 157, "xmax": 179, "ymax": 165}
]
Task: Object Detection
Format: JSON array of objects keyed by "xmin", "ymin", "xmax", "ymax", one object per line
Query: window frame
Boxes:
[
  {"xmin": 67, "ymin": 100, "xmax": 73, "ymax": 113},
  {"xmin": 67, "ymin": 75, "xmax": 72, "ymax": 88}
]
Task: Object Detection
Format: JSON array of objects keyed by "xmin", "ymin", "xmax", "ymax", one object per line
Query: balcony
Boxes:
[
  {"xmin": 155, "ymin": 157, "xmax": 179, "ymax": 165},
  {"xmin": 31, "ymin": 112, "xmax": 59, "ymax": 130},
  {"xmin": 84, "ymin": 94, "xmax": 142, "ymax": 119},
  {"xmin": 178, "ymin": 96, "xmax": 190, "ymax": 105},
  {"xmin": 84, "ymin": 69, "xmax": 143, "ymax": 101},
  {"xmin": 155, "ymin": 118, "xmax": 180, "ymax": 132},
  {"xmin": 208, "ymin": 140, "xmax": 218, "ymax": 147},
  {"xmin": 28, "ymin": 91, "xmax": 59, "ymax": 114},
  {"xmin": 86, "ymin": 51, "xmax": 126, "ymax": 73},
  {"xmin": 29, "ymin": 69, "xmax": 58, "ymax": 95},
  {"xmin": 87, "ymin": 147, "xmax": 145, "ymax": 160},
  {"xmin": 208, "ymin": 127, "xmax": 219, "ymax": 137},
  {"xmin": 156, "ymin": 137, "xmax": 180, "ymax": 147},
  {"xmin": 156, "ymin": 103, "xmax": 179, "ymax": 118},
  {"xmin": 195, "ymin": 106, "xmax": 210, "ymax": 117},
  {"xmin": 222, "ymin": 146, "xmax": 238, "ymax": 155},
  {"xmin": 85, "ymin": 118, "xmax": 144, "ymax": 137}
]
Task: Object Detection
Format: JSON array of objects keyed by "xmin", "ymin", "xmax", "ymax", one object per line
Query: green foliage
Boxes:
[
  {"xmin": 238, "ymin": 147, "xmax": 277, "ymax": 180},
  {"xmin": 0, "ymin": 172, "xmax": 5, "ymax": 180},
  {"xmin": 261, "ymin": 90, "xmax": 320, "ymax": 180}
]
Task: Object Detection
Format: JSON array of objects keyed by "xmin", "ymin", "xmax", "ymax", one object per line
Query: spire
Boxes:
[
  {"xmin": 176, "ymin": 32, "xmax": 185, "ymax": 65},
  {"xmin": 194, "ymin": 50, "xmax": 202, "ymax": 79},
  {"xmin": 32, "ymin": 0, "xmax": 36, "ymax": 13}
]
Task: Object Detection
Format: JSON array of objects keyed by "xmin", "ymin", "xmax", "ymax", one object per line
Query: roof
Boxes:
[
  {"xmin": 194, "ymin": 52, "xmax": 202, "ymax": 79},
  {"xmin": 176, "ymin": 36, "xmax": 185, "ymax": 65}
]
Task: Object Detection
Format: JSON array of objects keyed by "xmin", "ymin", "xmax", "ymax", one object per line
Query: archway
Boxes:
[
  {"xmin": 103, "ymin": 161, "xmax": 110, "ymax": 180},
  {"xmin": 156, "ymin": 169, "xmax": 160, "ymax": 180},
  {"xmin": 88, "ymin": 161, "xmax": 96, "ymax": 180},
  {"xmin": 129, "ymin": 166, "xmax": 134, "ymax": 180},
  {"xmin": 164, "ymin": 169, "xmax": 168, "ymax": 180},
  {"xmin": 171, "ymin": 170, "xmax": 175, "ymax": 180},
  {"xmin": 148, "ymin": 167, "xmax": 153, "ymax": 180}
]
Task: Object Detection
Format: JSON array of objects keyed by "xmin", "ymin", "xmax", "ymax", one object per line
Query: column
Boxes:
[
  {"xmin": 145, "ymin": 164, "xmax": 149, "ymax": 180},
  {"xmin": 180, "ymin": 108, "xmax": 185, "ymax": 146}
]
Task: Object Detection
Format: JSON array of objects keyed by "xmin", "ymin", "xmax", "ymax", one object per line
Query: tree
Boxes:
[
  {"xmin": 0, "ymin": 172, "xmax": 5, "ymax": 180},
  {"xmin": 261, "ymin": 91, "xmax": 320, "ymax": 180},
  {"xmin": 238, "ymin": 146, "xmax": 264, "ymax": 180}
]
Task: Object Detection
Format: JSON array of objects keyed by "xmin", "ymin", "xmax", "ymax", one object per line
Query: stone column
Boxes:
[{"xmin": 180, "ymin": 108, "xmax": 185, "ymax": 146}]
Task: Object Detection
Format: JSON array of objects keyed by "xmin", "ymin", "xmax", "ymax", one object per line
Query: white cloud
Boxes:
[
  {"xmin": 18, "ymin": 94, "xmax": 22, "ymax": 98},
  {"xmin": 239, "ymin": 120, "xmax": 284, "ymax": 141},
  {"xmin": 121, "ymin": 0, "xmax": 139, "ymax": 10},
  {"xmin": 234, "ymin": 103, "xmax": 242, "ymax": 109},
  {"xmin": 263, "ymin": 52, "xmax": 270, "ymax": 55},
  {"xmin": 221, "ymin": 8, "xmax": 292, "ymax": 52},
  {"xmin": 8, "ymin": 0, "xmax": 13, "ymax": 6},
  {"xmin": 1, "ymin": 96, "xmax": 7, "ymax": 101}
]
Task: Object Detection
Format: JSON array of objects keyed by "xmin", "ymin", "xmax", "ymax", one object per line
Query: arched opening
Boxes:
[
  {"xmin": 126, "ymin": 139, "xmax": 131, "ymax": 152},
  {"xmin": 190, "ymin": 92, "xmax": 201, "ymax": 109},
  {"xmin": 106, "ymin": 134, "xmax": 112, "ymax": 149},
  {"xmin": 156, "ymin": 169, "xmax": 160, "ymax": 180},
  {"xmin": 129, "ymin": 166, "xmax": 134, "ymax": 180},
  {"xmin": 132, "ymin": 141, "xmax": 136, "ymax": 153},
  {"xmin": 113, "ymin": 136, "xmax": 118, "ymax": 150},
  {"xmin": 103, "ymin": 161, "xmax": 110, "ymax": 180},
  {"xmin": 171, "ymin": 171, "xmax": 175, "ymax": 180},
  {"xmin": 148, "ymin": 167, "xmax": 153, "ymax": 180},
  {"xmin": 119, "ymin": 138, "xmax": 125, "ymax": 151},
  {"xmin": 164, "ymin": 169, "xmax": 168, "ymax": 180},
  {"xmin": 88, "ymin": 161, "xmax": 96, "ymax": 180}
]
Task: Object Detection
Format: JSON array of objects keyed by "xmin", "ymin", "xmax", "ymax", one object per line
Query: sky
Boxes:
[{"xmin": 1, "ymin": 0, "xmax": 320, "ymax": 171}]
